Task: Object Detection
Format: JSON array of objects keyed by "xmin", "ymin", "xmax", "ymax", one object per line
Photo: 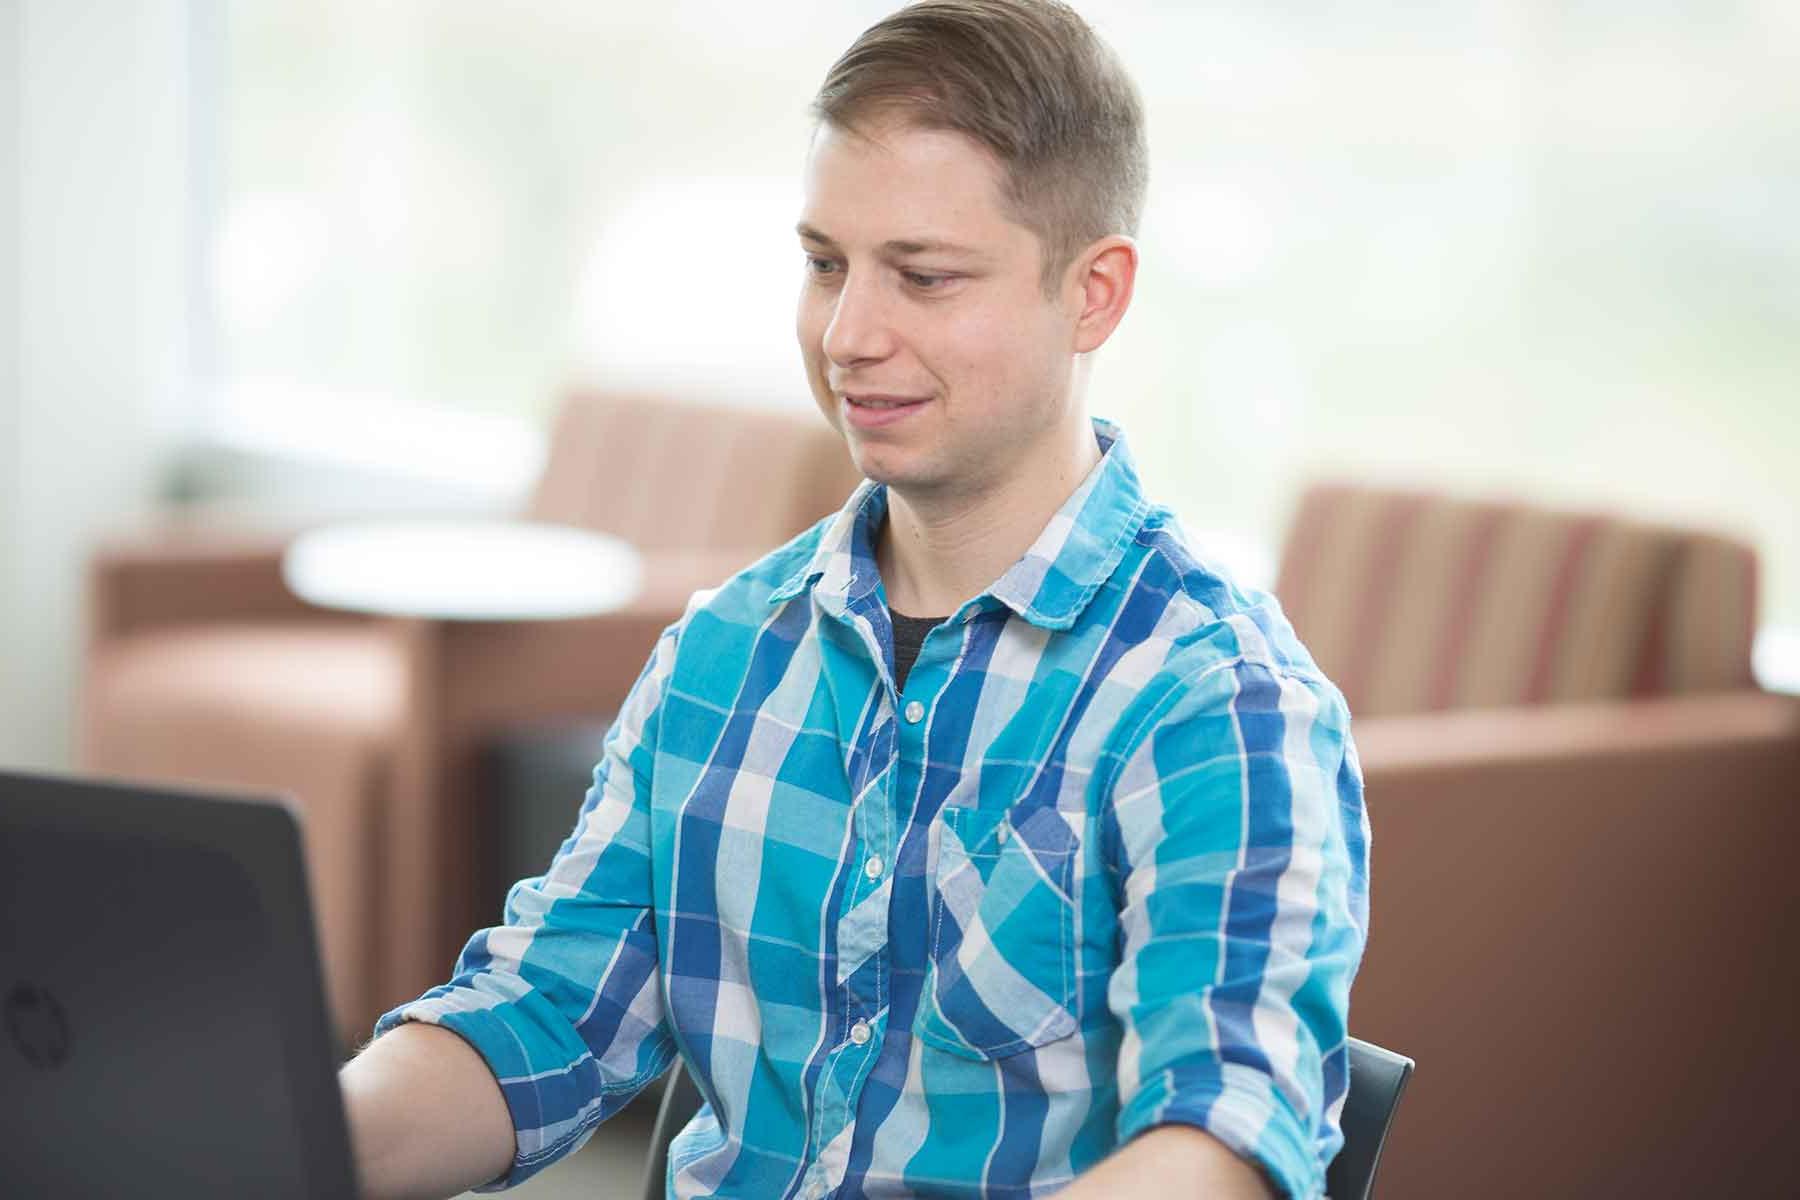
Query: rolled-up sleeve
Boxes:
[
  {"xmin": 1104, "ymin": 656, "xmax": 1369, "ymax": 1200},
  {"xmin": 371, "ymin": 623, "xmax": 683, "ymax": 1190}
]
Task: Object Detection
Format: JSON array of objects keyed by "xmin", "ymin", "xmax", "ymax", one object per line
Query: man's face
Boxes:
[{"xmin": 796, "ymin": 117, "xmax": 1082, "ymax": 500}]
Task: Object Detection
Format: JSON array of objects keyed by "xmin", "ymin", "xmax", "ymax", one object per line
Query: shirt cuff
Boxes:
[{"xmin": 1116, "ymin": 1066, "xmax": 1324, "ymax": 1200}]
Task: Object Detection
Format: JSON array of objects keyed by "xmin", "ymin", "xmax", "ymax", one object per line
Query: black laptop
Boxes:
[{"xmin": 0, "ymin": 769, "xmax": 359, "ymax": 1197}]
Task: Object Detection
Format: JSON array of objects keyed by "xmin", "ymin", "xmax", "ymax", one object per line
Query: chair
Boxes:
[
  {"xmin": 1275, "ymin": 480, "xmax": 1800, "ymax": 1197},
  {"xmin": 1326, "ymin": 1038, "xmax": 1415, "ymax": 1200},
  {"xmin": 80, "ymin": 392, "xmax": 862, "ymax": 1045},
  {"xmin": 1273, "ymin": 481, "xmax": 1758, "ymax": 717},
  {"xmin": 636, "ymin": 1037, "xmax": 1413, "ymax": 1200}
]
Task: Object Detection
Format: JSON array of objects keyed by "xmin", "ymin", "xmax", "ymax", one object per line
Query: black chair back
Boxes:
[
  {"xmin": 640, "ymin": 1036, "xmax": 1413, "ymax": 1200},
  {"xmin": 1327, "ymin": 1036, "xmax": 1416, "ymax": 1200}
]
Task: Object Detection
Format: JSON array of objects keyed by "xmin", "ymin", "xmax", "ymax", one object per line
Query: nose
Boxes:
[{"xmin": 820, "ymin": 269, "xmax": 895, "ymax": 369}]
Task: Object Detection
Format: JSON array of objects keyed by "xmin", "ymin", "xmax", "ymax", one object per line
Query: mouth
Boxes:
[{"xmin": 841, "ymin": 392, "xmax": 930, "ymax": 430}]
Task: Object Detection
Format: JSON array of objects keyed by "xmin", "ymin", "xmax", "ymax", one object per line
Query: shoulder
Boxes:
[
  {"xmin": 1107, "ymin": 506, "xmax": 1350, "ymax": 743},
  {"xmin": 642, "ymin": 518, "xmax": 835, "ymax": 721},
  {"xmin": 1125, "ymin": 506, "xmax": 1326, "ymax": 678},
  {"xmin": 663, "ymin": 515, "xmax": 834, "ymax": 643}
]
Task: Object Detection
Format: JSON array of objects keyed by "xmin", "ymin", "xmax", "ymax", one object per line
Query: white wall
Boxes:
[
  {"xmin": 2, "ymin": 0, "xmax": 28, "ymax": 768},
  {"xmin": 1, "ymin": 0, "xmax": 191, "ymax": 770}
]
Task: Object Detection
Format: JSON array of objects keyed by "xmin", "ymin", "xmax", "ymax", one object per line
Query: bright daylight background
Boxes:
[{"xmin": 3, "ymin": 0, "xmax": 1797, "ymax": 770}]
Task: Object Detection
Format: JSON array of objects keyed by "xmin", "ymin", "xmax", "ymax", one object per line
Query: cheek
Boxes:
[
  {"xmin": 795, "ymin": 301, "xmax": 838, "ymax": 421},
  {"xmin": 940, "ymin": 309, "xmax": 1045, "ymax": 392},
  {"xmin": 799, "ymin": 291, "xmax": 843, "ymax": 357},
  {"xmin": 795, "ymin": 292, "xmax": 818, "ymax": 353}
]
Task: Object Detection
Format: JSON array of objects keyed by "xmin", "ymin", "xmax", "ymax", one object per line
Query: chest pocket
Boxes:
[{"xmin": 915, "ymin": 803, "xmax": 1081, "ymax": 1059}]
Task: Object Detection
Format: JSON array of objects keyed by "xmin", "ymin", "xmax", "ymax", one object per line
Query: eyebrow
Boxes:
[{"xmin": 796, "ymin": 223, "xmax": 988, "ymax": 261}]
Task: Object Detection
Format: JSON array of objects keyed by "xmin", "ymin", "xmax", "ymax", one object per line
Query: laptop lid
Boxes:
[{"xmin": 0, "ymin": 770, "xmax": 358, "ymax": 1198}]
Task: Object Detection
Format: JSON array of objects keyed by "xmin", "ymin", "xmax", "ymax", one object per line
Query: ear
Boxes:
[{"xmin": 1065, "ymin": 235, "xmax": 1138, "ymax": 354}]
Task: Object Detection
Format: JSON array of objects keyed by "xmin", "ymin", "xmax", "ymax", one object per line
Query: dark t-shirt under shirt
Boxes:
[{"xmin": 890, "ymin": 609, "xmax": 945, "ymax": 691}]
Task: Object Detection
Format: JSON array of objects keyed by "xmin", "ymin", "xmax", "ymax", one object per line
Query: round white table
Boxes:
[
  {"xmin": 1753, "ymin": 625, "xmax": 1800, "ymax": 696},
  {"xmin": 281, "ymin": 518, "xmax": 642, "ymax": 621}
]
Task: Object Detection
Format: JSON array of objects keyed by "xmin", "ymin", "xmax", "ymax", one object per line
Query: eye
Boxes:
[
  {"xmin": 903, "ymin": 271, "xmax": 949, "ymax": 289},
  {"xmin": 804, "ymin": 254, "xmax": 841, "ymax": 278}
]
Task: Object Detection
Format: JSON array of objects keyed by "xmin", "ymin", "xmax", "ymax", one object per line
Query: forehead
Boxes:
[{"xmin": 799, "ymin": 118, "xmax": 1036, "ymax": 255}]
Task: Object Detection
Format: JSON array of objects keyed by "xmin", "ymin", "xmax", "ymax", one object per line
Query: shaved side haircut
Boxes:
[{"xmin": 812, "ymin": 0, "xmax": 1149, "ymax": 295}]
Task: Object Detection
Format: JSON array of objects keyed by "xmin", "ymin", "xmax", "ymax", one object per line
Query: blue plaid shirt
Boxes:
[{"xmin": 376, "ymin": 419, "xmax": 1370, "ymax": 1199}]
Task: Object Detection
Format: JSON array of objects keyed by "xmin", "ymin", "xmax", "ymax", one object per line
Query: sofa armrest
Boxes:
[
  {"xmin": 86, "ymin": 519, "xmax": 344, "ymax": 645},
  {"xmin": 1353, "ymin": 688, "xmax": 1799, "ymax": 773},
  {"xmin": 1347, "ymin": 689, "xmax": 1800, "ymax": 1197}
]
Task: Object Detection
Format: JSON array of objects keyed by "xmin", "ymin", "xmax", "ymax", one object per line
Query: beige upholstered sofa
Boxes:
[
  {"xmin": 81, "ymin": 392, "xmax": 862, "ymax": 1046},
  {"xmin": 1273, "ymin": 482, "xmax": 1797, "ymax": 1198}
]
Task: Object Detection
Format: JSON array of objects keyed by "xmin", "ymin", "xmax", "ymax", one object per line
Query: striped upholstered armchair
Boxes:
[
  {"xmin": 81, "ymin": 392, "xmax": 863, "ymax": 1047},
  {"xmin": 1273, "ymin": 481, "xmax": 1759, "ymax": 717},
  {"xmin": 1272, "ymin": 481, "xmax": 1800, "ymax": 1199}
]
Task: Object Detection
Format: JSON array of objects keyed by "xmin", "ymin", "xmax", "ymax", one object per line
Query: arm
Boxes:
[
  {"xmin": 339, "ymin": 1023, "xmax": 515, "ymax": 1200},
  {"xmin": 1059, "ymin": 1125, "xmax": 1274, "ymax": 1200},
  {"xmin": 340, "ymin": 624, "xmax": 684, "ymax": 1195},
  {"xmin": 1094, "ymin": 657, "xmax": 1369, "ymax": 1200}
]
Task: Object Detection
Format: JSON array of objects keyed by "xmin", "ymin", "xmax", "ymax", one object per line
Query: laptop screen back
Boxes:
[{"xmin": 0, "ymin": 772, "xmax": 357, "ymax": 1198}]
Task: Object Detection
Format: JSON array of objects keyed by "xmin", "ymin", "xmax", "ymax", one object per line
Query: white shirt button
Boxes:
[
  {"xmin": 849, "ymin": 1019, "xmax": 872, "ymax": 1046},
  {"xmin": 864, "ymin": 855, "xmax": 884, "ymax": 880},
  {"xmin": 904, "ymin": 700, "xmax": 925, "ymax": 724}
]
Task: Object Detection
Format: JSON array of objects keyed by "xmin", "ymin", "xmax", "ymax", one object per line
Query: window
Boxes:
[{"xmin": 204, "ymin": 1, "xmax": 1800, "ymax": 625}]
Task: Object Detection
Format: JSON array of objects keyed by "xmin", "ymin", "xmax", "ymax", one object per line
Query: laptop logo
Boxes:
[{"xmin": 5, "ymin": 982, "xmax": 72, "ymax": 1069}]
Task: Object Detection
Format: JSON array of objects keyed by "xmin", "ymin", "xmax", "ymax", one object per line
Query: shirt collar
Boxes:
[{"xmin": 769, "ymin": 417, "xmax": 1150, "ymax": 631}]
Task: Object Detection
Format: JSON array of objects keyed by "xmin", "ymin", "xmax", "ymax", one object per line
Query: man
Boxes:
[{"xmin": 341, "ymin": 2, "xmax": 1368, "ymax": 1197}]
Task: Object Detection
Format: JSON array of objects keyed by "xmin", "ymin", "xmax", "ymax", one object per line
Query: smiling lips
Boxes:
[{"xmin": 843, "ymin": 392, "xmax": 930, "ymax": 430}]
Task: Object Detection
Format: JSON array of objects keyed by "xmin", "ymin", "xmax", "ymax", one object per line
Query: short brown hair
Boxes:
[{"xmin": 811, "ymin": 0, "xmax": 1148, "ymax": 293}]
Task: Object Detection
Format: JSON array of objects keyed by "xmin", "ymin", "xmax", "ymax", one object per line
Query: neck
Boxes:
[{"xmin": 877, "ymin": 417, "xmax": 1102, "ymax": 617}]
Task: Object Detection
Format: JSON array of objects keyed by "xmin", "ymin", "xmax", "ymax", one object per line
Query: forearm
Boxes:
[
  {"xmin": 1058, "ymin": 1125, "xmax": 1276, "ymax": 1200},
  {"xmin": 339, "ymin": 1021, "xmax": 517, "ymax": 1200}
]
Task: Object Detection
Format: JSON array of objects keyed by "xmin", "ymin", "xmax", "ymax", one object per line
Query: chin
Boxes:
[
  {"xmin": 847, "ymin": 445, "xmax": 920, "ymax": 488},
  {"xmin": 858, "ymin": 459, "xmax": 952, "ymax": 498}
]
